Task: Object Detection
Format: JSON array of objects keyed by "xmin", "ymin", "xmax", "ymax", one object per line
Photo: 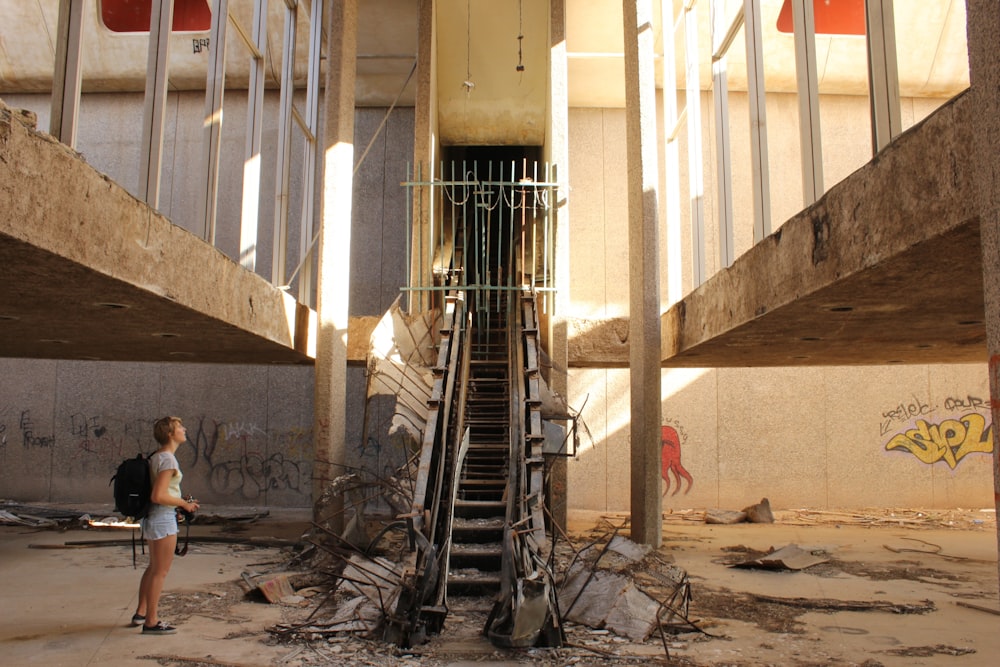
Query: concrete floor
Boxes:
[
  {"xmin": 0, "ymin": 507, "xmax": 312, "ymax": 667},
  {"xmin": 1, "ymin": 507, "xmax": 998, "ymax": 666}
]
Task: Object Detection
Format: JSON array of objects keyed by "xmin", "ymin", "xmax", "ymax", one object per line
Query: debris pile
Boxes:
[
  {"xmin": 704, "ymin": 497, "xmax": 775, "ymax": 525},
  {"xmin": 272, "ymin": 514, "xmax": 710, "ymax": 662}
]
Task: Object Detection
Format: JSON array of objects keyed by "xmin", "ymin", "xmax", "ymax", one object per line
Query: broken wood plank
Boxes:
[
  {"xmin": 749, "ymin": 593, "xmax": 935, "ymax": 614},
  {"xmin": 955, "ymin": 601, "xmax": 1000, "ymax": 616}
]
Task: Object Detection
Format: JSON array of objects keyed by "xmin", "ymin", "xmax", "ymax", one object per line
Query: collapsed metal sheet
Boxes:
[
  {"xmin": 366, "ymin": 296, "xmax": 440, "ymax": 443},
  {"xmin": 730, "ymin": 543, "xmax": 829, "ymax": 571},
  {"xmin": 558, "ymin": 566, "xmax": 660, "ymax": 641}
]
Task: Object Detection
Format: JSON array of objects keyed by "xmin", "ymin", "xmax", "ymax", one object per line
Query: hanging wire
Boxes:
[
  {"xmin": 463, "ymin": 0, "xmax": 475, "ymax": 93},
  {"xmin": 516, "ymin": 0, "xmax": 525, "ymax": 72}
]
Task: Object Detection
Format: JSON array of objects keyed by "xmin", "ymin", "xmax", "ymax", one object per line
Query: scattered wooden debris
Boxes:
[
  {"xmin": 748, "ymin": 593, "xmax": 935, "ymax": 615},
  {"xmin": 955, "ymin": 601, "xmax": 1000, "ymax": 616},
  {"xmin": 0, "ymin": 509, "xmax": 57, "ymax": 527},
  {"xmin": 29, "ymin": 535, "xmax": 300, "ymax": 550},
  {"xmin": 880, "ymin": 644, "xmax": 976, "ymax": 657},
  {"xmin": 883, "ymin": 537, "xmax": 997, "ymax": 564}
]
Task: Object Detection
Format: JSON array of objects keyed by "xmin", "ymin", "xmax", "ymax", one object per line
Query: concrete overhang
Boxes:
[
  {"xmin": 0, "ymin": 101, "xmax": 316, "ymax": 364},
  {"xmin": 568, "ymin": 89, "xmax": 987, "ymax": 368}
]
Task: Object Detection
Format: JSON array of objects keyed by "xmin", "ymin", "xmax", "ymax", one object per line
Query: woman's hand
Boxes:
[{"xmin": 184, "ymin": 498, "xmax": 200, "ymax": 513}]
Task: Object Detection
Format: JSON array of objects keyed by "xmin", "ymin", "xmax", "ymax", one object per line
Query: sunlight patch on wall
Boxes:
[{"xmin": 662, "ymin": 367, "xmax": 709, "ymax": 399}]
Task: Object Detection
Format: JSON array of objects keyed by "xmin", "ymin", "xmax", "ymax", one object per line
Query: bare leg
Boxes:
[{"xmin": 138, "ymin": 533, "xmax": 177, "ymax": 627}]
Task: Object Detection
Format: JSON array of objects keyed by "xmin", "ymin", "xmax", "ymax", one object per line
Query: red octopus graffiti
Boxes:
[{"xmin": 661, "ymin": 425, "xmax": 693, "ymax": 496}]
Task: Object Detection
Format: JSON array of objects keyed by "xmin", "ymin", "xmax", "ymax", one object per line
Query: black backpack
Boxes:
[{"xmin": 111, "ymin": 453, "xmax": 152, "ymax": 520}]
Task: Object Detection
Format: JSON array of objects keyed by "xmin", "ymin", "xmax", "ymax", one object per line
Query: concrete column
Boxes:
[
  {"xmin": 547, "ymin": 0, "xmax": 569, "ymax": 534},
  {"xmin": 966, "ymin": 0, "xmax": 1000, "ymax": 597},
  {"xmin": 313, "ymin": 0, "xmax": 357, "ymax": 533},
  {"xmin": 623, "ymin": 0, "xmax": 662, "ymax": 547},
  {"xmin": 410, "ymin": 0, "xmax": 436, "ymax": 313}
]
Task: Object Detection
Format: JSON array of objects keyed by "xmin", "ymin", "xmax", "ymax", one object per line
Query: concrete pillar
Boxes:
[
  {"xmin": 313, "ymin": 0, "xmax": 357, "ymax": 533},
  {"xmin": 966, "ymin": 0, "xmax": 1000, "ymax": 597},
  {"xmin": 410, "ymin": 0, "xmax": 436, "ymax": 313},
  {"xmin": 547, "ymin": 0, "xmax": 569, "ymax": 534},
  {"xmin": 623, "ymin": 0, "xmax": 662, "ymax": 547}
]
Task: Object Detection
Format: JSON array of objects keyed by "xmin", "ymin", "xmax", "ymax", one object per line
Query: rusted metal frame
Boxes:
[
  {"xmin": 485, "ymin": 290, "xmax": 561, "ymax": 647},
  {"xmin": 522, "ymin": 293, "xmax": 547, "ymax": 544},
  {"xmin": 433, "ymin": 425, "xmax": 469, "ymax": 615},
  {"xmin": 425, "ymin": 304, "xmax": 468, "ymax": 550},
  {"xmin": 399, "ymin": 295, "xmax": 468, "ymax": 641},
  {"xmin": 385, "ymin": 294, "xmax": 460, "ymax": 645},
  {"xmin": 409, "ymin": 296, "xmax": 458, "ymax": 526},
  {"xmin": 485, "ymin": 294, "xmax": 526, "ymax": 646},
  {"xmin": 429, "ymin": 311, "xmax": 474, "ymax": 611}
]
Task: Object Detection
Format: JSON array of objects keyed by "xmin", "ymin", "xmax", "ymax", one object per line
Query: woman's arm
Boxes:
[
  {"xmin": 150, "ymin": 468, "xmax": 179, "ymax": 507},
  {"xmin": 150, "ymin": 467, "xmax": 199, "ymax": 513}
]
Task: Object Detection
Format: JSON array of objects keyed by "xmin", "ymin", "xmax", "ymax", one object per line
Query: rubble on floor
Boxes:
[{"xmin": 269, "ymin": 515, "xmax": 711, "ymax": 664}]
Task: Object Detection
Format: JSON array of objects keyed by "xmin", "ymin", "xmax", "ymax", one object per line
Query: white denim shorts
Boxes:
[{"xmin": 140, "ymin": 508, "xmax": 178, "ymax": 541}]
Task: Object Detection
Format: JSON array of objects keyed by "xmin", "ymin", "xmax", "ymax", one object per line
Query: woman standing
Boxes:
[{"xmin": 132, "ymin": 416, "xmax": 200, "ymax": 635}]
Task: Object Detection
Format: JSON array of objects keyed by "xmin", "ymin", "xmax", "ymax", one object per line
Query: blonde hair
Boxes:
[{"xmin": 153, "ymin": 416, "xmax": 183, "ymax": 445}]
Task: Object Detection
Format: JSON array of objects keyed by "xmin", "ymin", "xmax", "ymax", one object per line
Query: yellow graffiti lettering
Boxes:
[
  {"xmin": 885, "ymin": 413, "xmax": 993, "ymax": 468},
  {"xmin": 952, "ymin": 413, "xmax": 994, "ymax": 461}
]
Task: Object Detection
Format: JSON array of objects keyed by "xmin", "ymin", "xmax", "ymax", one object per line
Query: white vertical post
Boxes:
[
  {"xmin": 660, "ymin": 0, "xmax": 682, "ymax": 305},
  {"xmin": 684, "ymin": 1, "xmax": 705, "ymax": 286},
  {"xmin": 298, "ymin": 0, "xmax": 324, "ymax": 305},
  {"xmin": 711, "ymin": 1, "xmax": 734, "ymax": 268},
  {"xmin": 201, "ymin": 0, "xmax": 228, "ymax": 244},
  {"xmin": 865, "ymin": 0, "xmax": 901, "ymax": 153},
  {"xmin": 240, "ymin": 0, "xmax": 269, "ymax": 271},
  {"xmin": 744, "ymin": 0, "xmax": 770, "ymax": 242},
  {"xmin": 792, "ymin": 0, "xmax": 824, "ymax": 205},
  {"xmin": 273, "ymin": 0, "xmax": 299, "ymax": 286},
  {"xmin": 139, "ymin": 0, "xmax": 174, "ymax": 208},
  {"xmin": 50, "ymin": 0, "xmax": 84, "ymax": 148}
]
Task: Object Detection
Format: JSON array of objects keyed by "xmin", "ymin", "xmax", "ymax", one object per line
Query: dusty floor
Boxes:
[{"xmin": 1, "ymin": 504, "xmax": 998, "ymax": 666}]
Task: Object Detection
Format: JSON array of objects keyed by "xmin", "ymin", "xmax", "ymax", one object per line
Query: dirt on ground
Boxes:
[{"xmin": 142, "ymin": 507, "xmax": 999, "ymax": 667}]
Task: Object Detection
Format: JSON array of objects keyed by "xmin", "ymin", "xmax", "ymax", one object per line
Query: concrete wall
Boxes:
[
  {"xmin": 0, "ymin": 88, "xmax": 992, "ymax": 514},
  {"xmin": 564, "ymin": 94, "xmax": 995, "ymax": 513},
  {"xmin": 0, "ymin": 92, "xmax": 412, "ymax": 508},
  {"xmin": 0, "ymin": 359, "xmax": 314, "ymax": 506}
]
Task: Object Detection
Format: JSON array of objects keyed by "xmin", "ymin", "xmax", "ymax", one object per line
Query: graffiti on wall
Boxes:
[
  {"xmin": 883, "ymin": 394, "xmax": 994, "ymax": 468},
  {"xmin": 661, "ymin": 423, "xmax": 693, "ymax": 496},
  {"xmin": 0, "ymin": 407, "xmax": 311, "ymax": 502},
  {"xmin": 20, "ymin": 410, "xmax": 54, "ymax": 449},
  {"xmin": 185, "ymin": 416, "xmax": 310, "ymax": 500}
]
